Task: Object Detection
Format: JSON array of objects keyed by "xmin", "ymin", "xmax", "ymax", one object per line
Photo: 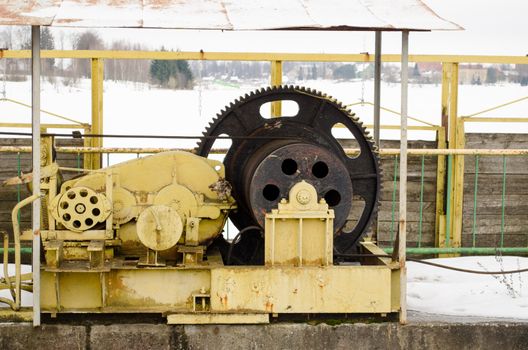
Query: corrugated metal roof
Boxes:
[{"xmin": 0, "ymin": 0, "xmax": 462, "ymax": 31}]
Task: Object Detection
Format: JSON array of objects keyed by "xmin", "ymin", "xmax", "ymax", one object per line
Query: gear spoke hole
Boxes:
[
  {"xmin": 72, "ymin": 220, "xmax": 81, "ymax": 229},
  {"xmin": 263, "ymin": 184, "xmax": 280, "ymax": 201},
  {"xmin": 281, "ymin": 159, "xmax": 298, "ymax": 175},
  {"xmin": 312, "ymin": 161, "xmax": 329, "ymax": 178},
  {"xmin": 90, "ymin": 196, "xmax": 98, "ymax": 204},
  {"xmin": 259, "ymin": 100, "xmax": 299, "ymax": 119},
  {"xmin": 324, "ymin": 190, "xmax": 341, "ymax": 207},
  {"xmin": 209, "ymin": 133, "xmax": 232, "ymax": 159},
  {"xmin": 332, "ymin": 123, "xmax": 361, "ymax": 159},
  {"xmin": 85, "ymin": 218, "xmax": 93, "ymax": 226},
  {"xmin": 343, "ymin": 195, "xmax": 366, "ymax": 234}
]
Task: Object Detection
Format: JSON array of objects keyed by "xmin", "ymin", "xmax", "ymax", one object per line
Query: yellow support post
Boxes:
[
  {"xmin": 439, "ymin": 63, "xmax": 450, "ymax": 249},
  {"xmin": 452, "ymin": 117, "xmax": 465, "ymax": 250},
  {"xmin": 270, "ymin": 60, "xmax": 282, "ymax": 117},
  {"xmin": 91, "ymin": 58, "xmax": 104, "ymax": 169},
  {"xmin": 441, "ymin": 62, "xmax": 462, "ymax": 253},
  {"xmin": 434, "ymin": 126, "xmax": 446, "ymax": 247},
  {"xmin": 83, "ymin": 125, "xmax": 92, "ymax": 170}
]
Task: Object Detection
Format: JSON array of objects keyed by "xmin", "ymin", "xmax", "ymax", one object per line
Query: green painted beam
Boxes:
[
  {"xmin": 383, "ymin": 247, "xmax": 528, "ymax": 255},
  {"xmin": 0, "ymin": 248, "xmax": 33, "ymax": 254},
  {"xmin": 3, "ymin": 247, "xmax": 527, "ymax": 256}
]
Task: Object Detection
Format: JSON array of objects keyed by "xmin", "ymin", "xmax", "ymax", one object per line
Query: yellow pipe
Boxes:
[
  {"xmin": 10, "ymin": 194, "xmax": 40, "ymax": 311},
  {"xmin": 0, "ymin": 98, "xmax": 86, "ymax": 126},
  {"xmin": 347, "ymin": 101, "xmax": 437, "ymax": 127},
  {"xmin": 463, "ymin": 96, "xmax": 528, "ymax": 118},
  {"xmin": 2, "ymin": 50, "xmax": 528, "ymax": 64},
  {"xmin": 0, "ymin": 123, "xmax": 85, "ymax": 129},
  {"xmin": 2, "ymin": 232, "xmax": 15, "ymax": 300},
  {"xmin": 4, "ymin": 146, "xmax": 528, "ymax": 156},
  {"xmin": 461, "ymin": 117, "xmax": 528, "ymax": 123}
]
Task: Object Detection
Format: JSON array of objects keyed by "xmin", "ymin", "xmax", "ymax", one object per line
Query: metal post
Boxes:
[
  {"xmin": 373, "ymin": 31, "xmax": 382, "ymax": 147},
  {"xmin": 270, "ymin": 60, "xmax": 282, "ymax": 117},
  {"xmin": 398, "ymin": 30, "xmax": 409, "ymax": 325},
  {"xmin": 31, "ymin": 25, "xmax": 41, "ymax": 327},
  {"xmin": 91, "ymin": 58, "xmax": 104, "ymax": 169}
]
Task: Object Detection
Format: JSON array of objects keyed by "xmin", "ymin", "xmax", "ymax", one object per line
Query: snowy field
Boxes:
[
  {"xmin": 1, "ymin": 256, "xmax": 527, "ymax": 321},
  {"xmin": 408, "ymin": 256, "xmax": 528, "ymax": 320},
  {"xmin": 1, "ymin": 78, "xmax": 527, "ymax": 157}
]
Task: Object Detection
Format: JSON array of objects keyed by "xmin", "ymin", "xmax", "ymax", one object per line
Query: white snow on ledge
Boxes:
[
  {"xmin": 408, "ymin": 256, "xmax": 528, "ymax": 319},
  {"xmin": 0, "ymin": 256, "xmax": 527, "ymax": 320}
]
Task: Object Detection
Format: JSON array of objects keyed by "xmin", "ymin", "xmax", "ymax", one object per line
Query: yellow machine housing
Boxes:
[
  {"xmin": 13, "ymin": 151, "xmax": 400, "ymax": 323},
  {"xmin": 41, "ymin": 151, "xmax": 235, "ymax": 268}
]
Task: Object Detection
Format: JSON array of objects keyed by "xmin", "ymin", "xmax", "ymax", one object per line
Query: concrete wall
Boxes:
[{"xmin": 0, "ymin": 322, "xmax": 526, "ymax": 350}]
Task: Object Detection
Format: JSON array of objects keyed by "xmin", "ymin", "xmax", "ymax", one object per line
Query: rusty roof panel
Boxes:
[
  {"xmin": 0, "ymin": 0, "xmax": 60, "ymax": 26},
  {"xmin": 0, "ymin": 0, "xmax": 462, "ymax": 31}
]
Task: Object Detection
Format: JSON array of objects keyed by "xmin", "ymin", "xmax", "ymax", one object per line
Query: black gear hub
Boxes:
[{"xmin": 196, "ymin": 86, "xmax": 381, "ymax": 256}]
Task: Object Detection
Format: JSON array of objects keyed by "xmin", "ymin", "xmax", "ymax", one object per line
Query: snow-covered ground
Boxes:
[
  {"xmin": 408, "ymin": 256, "xmax": 528, "ymax": 320},
  {"xmin": 1, "ymin": 256, "xmax": 527, "ymax": 321},
  {"xmin": 1, "ymin": 78, "xmax": 527, "ymax": 153}
]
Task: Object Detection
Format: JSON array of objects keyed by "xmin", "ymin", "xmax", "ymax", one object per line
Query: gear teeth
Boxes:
[{"xmin": 195, "ymin": 84, "xmax": 382, "ymax": 248}]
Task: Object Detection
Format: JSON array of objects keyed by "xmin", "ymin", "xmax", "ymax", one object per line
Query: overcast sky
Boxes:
[{"xmin": 48, "ymin": 0, "xmax": 527, "ymax": 56}]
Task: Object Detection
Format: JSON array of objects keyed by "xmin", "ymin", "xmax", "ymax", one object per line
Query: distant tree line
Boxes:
[
  {"xmin": 1, "ymin": 27, "xmax": 526, "ymax": 87},
  {"xmin": 0, "ymin": 28, "xmax": 194, "ymax": 89}
]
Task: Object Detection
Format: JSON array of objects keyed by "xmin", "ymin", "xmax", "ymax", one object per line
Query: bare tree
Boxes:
[{"xmin": 72, "ymin": 31, "xmax": 105, "ymax": 78}]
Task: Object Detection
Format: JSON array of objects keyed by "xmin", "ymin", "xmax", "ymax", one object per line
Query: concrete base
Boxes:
[{"xmin": 0, "ymin": 319, "xmax": 527, "ymax": 350}]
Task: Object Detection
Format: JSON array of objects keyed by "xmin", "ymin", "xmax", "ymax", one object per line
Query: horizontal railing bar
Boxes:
[
  {"xmin": 4, "ymin": 146, "xmax": 528, "ymax": 156},
  {"xmin": 0, "ymin": 123, "xmax": 86, "ymax": 129},
  {"xmin": 3, "ymin": 247, "xmax": 527, "ymax": 255},
  {"xmin": 0, "ymin": 98, "xmax": 87, "ymax": 126},
  {"xmin": 1, "ymin": 50, "xmax": 528, "ymax": 64},
  {"xmin": 462, "ymin": 96, "xmax": 528, "ymax": 118},
  {"xmin": 383, "ymin": 247, "xmax": 528, "ymax": 255},
  {"xmin": 461, "ymin": 117, "xmax": 528, "ymax": 123},
  {"xmin": 363, "ymin": 125, "xmax": 442, "ymax": 131},
  {"xmin": 347, "ymin": 101, "xmax": 437, "ymax": 127}
]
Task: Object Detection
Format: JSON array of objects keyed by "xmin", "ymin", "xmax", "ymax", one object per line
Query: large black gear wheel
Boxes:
[{"xmin": 197, "ymin": 85, "xmax": 381, "ymax": 257}]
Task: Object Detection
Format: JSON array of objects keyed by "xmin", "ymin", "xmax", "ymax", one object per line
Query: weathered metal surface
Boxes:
[
  {"xmin": 41, "ymin": 268, "xmax": 212, "ymax": 311},
  {"xmin": 60, "ymin": 151, "xmax": 234, "ymax": 247},
  {"xmin": 39, "ymin": 256, "xmax": 398, "ymax": 315},
  {"xmin": 0, "ymin": 0, "xmax": 461, "ymax": 31},
  {"xmin": 196, "ymin": 86, "xmax": 381, "ymax": 257},
  {"xmin": 210, "ymin": 266, "xmax": 398, "ymax": 314},
  {"xmin": 249, "ymin": 143, "xmax": 351, "ymax": 231},
  {"xmin": 265, "ymin": 182, "xmax": 334, "ymax": 267}
]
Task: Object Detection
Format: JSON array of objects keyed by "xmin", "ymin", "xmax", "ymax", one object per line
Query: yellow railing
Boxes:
[{"xmin": 1, "ymin": 50, "xmax": 528, "ymax": 251}]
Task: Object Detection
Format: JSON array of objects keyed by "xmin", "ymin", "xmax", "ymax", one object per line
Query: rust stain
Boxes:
[
  {"xmin": 55, "ymin": 18, "xmax": 83, "ymax": 25},
  {"xmin": 34, "ymin": 228, "xmax": 40, "ymax": 236},
  {"xmin": 217, "ymin": 292, "xmax": 228, "ymax": 308},
  {"xmin": 147, "ymin": 0, "xmax": 185, "ymax": 11},
  {"xmin": 108, "ymin": 0, "xmax": 131, "ymax": 7},
  {"xmin": 265, "ymin": 295, "xmax": 274, "ymax": 312}
]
